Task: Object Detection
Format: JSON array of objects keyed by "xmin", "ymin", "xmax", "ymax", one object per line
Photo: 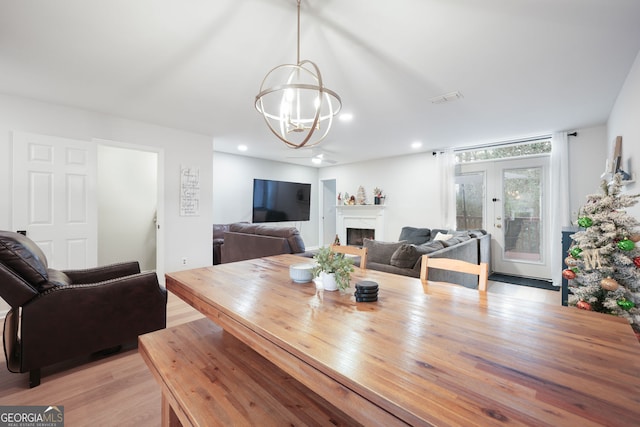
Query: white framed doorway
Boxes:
[{"xmin": 94, "ymin": 139, "xmax": 165, "ymax": 280}]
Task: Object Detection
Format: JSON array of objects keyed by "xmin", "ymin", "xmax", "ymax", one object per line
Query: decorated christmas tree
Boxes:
[{"xmin": 566, "ymin": 173, "xmax": 640, "ymax": 334}]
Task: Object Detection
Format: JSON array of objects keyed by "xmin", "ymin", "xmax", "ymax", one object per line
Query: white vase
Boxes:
[{"xmin": 321, "ymin": 272, "xmax": 338, "ymax": 291}]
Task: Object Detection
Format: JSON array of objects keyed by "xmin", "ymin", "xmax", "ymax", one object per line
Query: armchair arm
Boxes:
[{"xmin": 62, "ymin": 261, "xmax": 141, "ymax": 284}]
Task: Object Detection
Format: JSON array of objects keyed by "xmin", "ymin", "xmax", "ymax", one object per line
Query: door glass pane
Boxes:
[
  {"xmin": 455, "ymin": 172, "xmax": 484, "ymax": 230},
  {"xmin": 502, "ymin": 167, "xmax": 542, "ymax": 262}
]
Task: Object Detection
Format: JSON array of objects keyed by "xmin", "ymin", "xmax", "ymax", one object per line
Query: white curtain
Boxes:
[
  {"xmin": 550, "ymin": 132, "xmax": 571, "ymax": 287},
  {"xmin": 437, "ymin": 149, "xmax": 456, "ymax": 230}
]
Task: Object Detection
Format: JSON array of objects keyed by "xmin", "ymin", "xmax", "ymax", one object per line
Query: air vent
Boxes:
[{"xmin": 430, "ymin": 91, "xmax": 463, "ymax": 104}]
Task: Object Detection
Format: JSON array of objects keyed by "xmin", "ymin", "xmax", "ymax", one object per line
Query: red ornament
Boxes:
[
  {"xmin": 562, "ymin": 269, "xmax": 576, "ymax": 280},
  {"xmin": 576, "ymin": 300, "xmax": 592, "ymax": 311},
  {"xmin": 634, "ymin": 257, "xmax": 640, "ymax": 268}
]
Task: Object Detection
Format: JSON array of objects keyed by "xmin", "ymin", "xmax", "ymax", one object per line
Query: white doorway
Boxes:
[
  {"xmin": 457, "ymin": 156, "xmax": 551, "ymax": 280},
  {"xmin": 97, "ymin": 145, "xmax": 158, "ymax": 271},
  {"xmin": 95, "ymin": 139, "xmax": 164, "ymax": 279},
  {"xmin": 320, "ymin": 179, "xmax": 337, "ymax": 246}
]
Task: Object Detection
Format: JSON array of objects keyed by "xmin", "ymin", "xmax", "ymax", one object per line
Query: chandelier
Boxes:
[{"xmin": 255, "ymin": 0, "xmax": 342, "ymax": 149}]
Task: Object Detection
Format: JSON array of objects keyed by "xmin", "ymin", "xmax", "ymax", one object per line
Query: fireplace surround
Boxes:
[{"xmin": 336, "ymin": 205, "xmax": 385, "ymax": 246}]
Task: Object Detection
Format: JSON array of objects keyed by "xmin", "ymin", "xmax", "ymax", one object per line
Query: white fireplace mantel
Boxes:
[{"xmin": 336, "ymin": 205, "xmax": 386, "ymax": 245}]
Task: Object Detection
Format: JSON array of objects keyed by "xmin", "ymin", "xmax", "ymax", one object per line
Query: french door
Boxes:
[{"xmin": 456, "ymin": 156, "xmax": 551, "ymax": 279}]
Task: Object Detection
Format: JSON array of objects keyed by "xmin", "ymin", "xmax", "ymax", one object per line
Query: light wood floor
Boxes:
[{"xmin": 0, "ymin": 282, "xmax": 559, "ymax": 426}]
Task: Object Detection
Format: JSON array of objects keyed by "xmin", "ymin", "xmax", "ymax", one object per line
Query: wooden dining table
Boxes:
[{"xmin": 166, "ymin": 254, "xmax": 640, "ymax": 426}]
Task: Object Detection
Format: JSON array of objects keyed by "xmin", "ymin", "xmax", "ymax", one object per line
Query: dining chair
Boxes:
[
  {"xmin": 330, "ymin": 244, "xmax": 368, "ymax": 269},
  {"xmin": 420, "ymin": 255, "xmax": 489, "ymax": 291}
]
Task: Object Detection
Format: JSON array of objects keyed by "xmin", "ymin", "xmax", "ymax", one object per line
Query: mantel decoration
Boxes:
[
  {"xmin": 373, "ymin": 187, "xmax": 385, "ymax": 205},
  {"xmin": 254, "ymin": 0, "xmax": 342, "ymax": 149},
  {"xmin": 312, "ymin": 246, "xmax": 354, "ymax": 291},
  {"xmin": 356, "ymin": 186, "xmax": 367, "ymax": 205},
  {"xmin": 338, "ymin": 187, "xmax": 388, "ymax": 206}
]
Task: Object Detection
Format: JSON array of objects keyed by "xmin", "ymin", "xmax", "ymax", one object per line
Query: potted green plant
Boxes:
[{"xmin": 312, "ymin": 246, "xmax": 354, "ymax": 291}]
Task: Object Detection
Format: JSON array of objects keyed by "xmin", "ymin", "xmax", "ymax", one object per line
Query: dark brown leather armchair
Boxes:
[{"xmin": 0, "ymin": 231, "xmax": 167, "ymax": 387}]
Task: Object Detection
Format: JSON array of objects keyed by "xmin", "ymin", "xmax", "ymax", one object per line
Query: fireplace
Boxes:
[
  {"xmin": 336, "ymin": 205, "xmax": 386, "ymax": 246},
  {"xmin": 347, "ymin": 228, "xmax": 375, "ymax": 246}
]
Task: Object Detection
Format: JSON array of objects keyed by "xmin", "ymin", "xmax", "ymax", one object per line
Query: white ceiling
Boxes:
[{"xmin": 1, "ymin": 0, "xmax": 639, "ymax": 167}]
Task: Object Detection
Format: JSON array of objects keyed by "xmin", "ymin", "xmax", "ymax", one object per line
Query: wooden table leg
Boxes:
[{"xmin": 161, "ymin": 394, "xmax": 182, "ymax": 427}]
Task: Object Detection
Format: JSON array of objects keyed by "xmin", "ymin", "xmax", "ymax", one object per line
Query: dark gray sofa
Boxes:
[{"xmin": 364, "ymin": 227, "xmax": 491, "ymax": 289}]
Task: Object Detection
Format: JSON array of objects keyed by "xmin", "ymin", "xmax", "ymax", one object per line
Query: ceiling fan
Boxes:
[{"xmin": 285, "ymin": 147, "xmax": 338, "ymax": 165}]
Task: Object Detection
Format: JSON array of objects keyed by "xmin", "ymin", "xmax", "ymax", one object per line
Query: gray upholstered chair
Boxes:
[{"xmin": 0, "ymin": 230, "xmax": 167, "ymax": 387}]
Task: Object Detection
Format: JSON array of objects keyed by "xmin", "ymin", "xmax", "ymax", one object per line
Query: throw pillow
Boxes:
[
  {"xmin": 433, "ymin": 232, "xmax": 453, "ymax": 242},
  {"xmin": 397, "ymin": 227, "xmax": 431, "ymax": 245},
  {"xmin": 363, "ymin": 239, "xmax": 407, "ymax": 264},
  {"xmin": 390, "ymin": 244, "xmax": 421, "ymax": 268}
]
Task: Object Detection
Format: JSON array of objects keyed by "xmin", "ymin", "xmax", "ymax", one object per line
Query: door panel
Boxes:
[
  {"xmin": 12, "ymin": 131, "xmax": 97, "ymax": 269},
  {"xmin": 457, "ymin": 157, "xmax": 550, "ymax": 279}
]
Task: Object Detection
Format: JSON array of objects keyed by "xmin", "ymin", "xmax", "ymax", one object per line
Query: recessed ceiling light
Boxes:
[
  {"xmin": 411, "ymin": 141, "xmax": 423, "ymax": 149},
  {"xmin": 339, "ymin": 113, "xmax": 353, "ymax": 122},
  {"xmin": 311, "ymin": 157, "xmax": 322, "ymax": 164},
  {"xmin": 237, "ymin": 144, "xmax": 248, "ymax": 152}
]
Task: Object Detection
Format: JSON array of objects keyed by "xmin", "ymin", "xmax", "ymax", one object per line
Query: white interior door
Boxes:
[
  {"xmin": 12, "ymin": 132, "xmax": 97, "ymax": 269},
  {"xmin": 457, "ymin": 156, "xmax": 550, "ymax": 279}
]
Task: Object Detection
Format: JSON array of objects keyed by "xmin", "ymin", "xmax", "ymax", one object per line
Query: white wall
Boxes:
[
  {"xmin": 608, "ymin": 49, "xmax": 640, "ymax": 219},
  {"xmin": 319, "ymin": 153, "xmax": 441, "ymax": 241},
  {"xmin": 98, "ymin": 145, "xmax": 157, "ymax": 271},
  {"xmin": 212, "ymin": 152, "xmax": 320, "ymax": 247},
  {"xmin": 567, "ymin": 125, "xmax": 608, "ymax": 222},
  {"xmin": 0, "ymin": 93, "xmax": 213, "ymax": 277}
]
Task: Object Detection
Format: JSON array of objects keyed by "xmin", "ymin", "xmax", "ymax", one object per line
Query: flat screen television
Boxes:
[{"xmin": 252, "ymin": 179, "xmax": 311, "ymax": 223}]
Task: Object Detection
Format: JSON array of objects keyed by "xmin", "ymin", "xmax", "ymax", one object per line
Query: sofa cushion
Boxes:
[
  {"xmin": 440, "ymin": 236, "xmax": 464, "ymax": 247},
  {"xmin": 390, "ymin": 244, "xmax": 420, "ymax": 268},
  {"xmin": 253, "ymin": 225, "xmax": 305, "ymax": 253},
  {"xmin": 397, "ymin": 227, "xmax": 431, "ymax": 245},
  {"xmin": 415, "ymin": 240, "xmax": 445, "ymax": 254},
  {"xmin": 255, "ymin": 225, "xmax": 296, "ymax": 238},
  {"xmin": 229, "ymin": 223, "xmax": 259, "ymax": 234},
  {"xmin": 363, "ymin": 239, "xmax": 407, "ymax": 265},
  {"xmin": 0, "ymin": 231, "xmax": 49, "ymax": 290}
]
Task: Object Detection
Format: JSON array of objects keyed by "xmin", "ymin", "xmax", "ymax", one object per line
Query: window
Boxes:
[{"xmin": 455, "ymin": 139, "xmax": 551, "ymax": 164}]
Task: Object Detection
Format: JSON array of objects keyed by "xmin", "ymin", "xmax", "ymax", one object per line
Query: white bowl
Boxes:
[{"xmin": 289, "ymin": 263, "xmax": 315, "ymax": 283}]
